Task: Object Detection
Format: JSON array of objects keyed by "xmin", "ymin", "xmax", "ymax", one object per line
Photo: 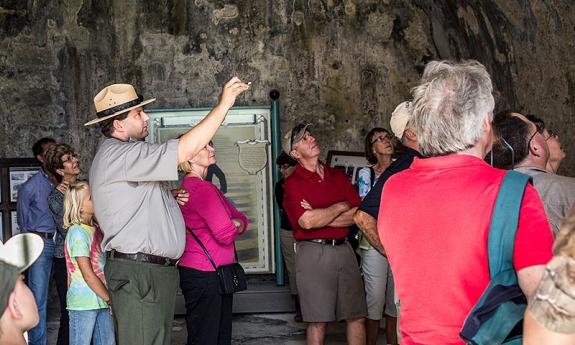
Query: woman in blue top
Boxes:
[{"xmin": 356, "ymin": 128, "xmax": 398, "ymax": 345}]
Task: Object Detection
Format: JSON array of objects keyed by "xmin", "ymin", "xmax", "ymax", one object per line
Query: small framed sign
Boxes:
[
  {"xmin": 9, "ymin": 167, "xmax": 40, "ymax": 202},
  {"xmin": 326, "ymin": 150, "xmax": 368, "ymax": 185}
]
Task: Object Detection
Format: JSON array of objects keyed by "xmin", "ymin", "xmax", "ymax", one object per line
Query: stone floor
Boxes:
[
  {"xmin": 47, "ymin": 313, "xmax": 391, "ymax": 344},
  {"xmin": 45, "ymin": 277, "xmax": 391, "ymax": 344}
]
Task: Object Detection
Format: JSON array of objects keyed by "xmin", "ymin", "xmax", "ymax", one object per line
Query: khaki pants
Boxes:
[{"xmin": 105, "ymin": 257, "xmax": 179, "ymax": 345}]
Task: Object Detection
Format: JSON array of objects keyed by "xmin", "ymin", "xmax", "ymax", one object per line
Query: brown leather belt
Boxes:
[
  {"xmin": 26, "ymin": 231, "xmax": 55, "ymax": 239},
  {"xmin": 106, "ymin": 250, "xmax": 176, "ymax": 266}
]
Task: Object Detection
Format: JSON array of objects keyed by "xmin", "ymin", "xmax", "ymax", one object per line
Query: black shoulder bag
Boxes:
[{"xmin": 187, "ymin": 227, "xmax": 247, "ymax": 295}]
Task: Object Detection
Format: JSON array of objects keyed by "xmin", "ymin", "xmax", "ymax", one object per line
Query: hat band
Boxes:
[{"xmin": 96, "ymin": 95, "xmax": 143, "ymax": 118}]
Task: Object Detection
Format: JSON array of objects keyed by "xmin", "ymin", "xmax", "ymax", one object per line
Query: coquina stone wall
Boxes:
[{"xmin": 1, "ymin": 1, "xmax": 574, "ymax": 174}]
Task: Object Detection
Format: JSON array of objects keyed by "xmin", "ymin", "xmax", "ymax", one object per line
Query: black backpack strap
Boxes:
[{"xmin": 369, "ymin": 166, "xmax": 376, "ymax": 187}]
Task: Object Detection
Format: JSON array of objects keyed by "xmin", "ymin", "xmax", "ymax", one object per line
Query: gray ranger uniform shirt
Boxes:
[
  {"xmin": 515, "ymin": 166, "xmax": 575, "ymax": 236},
  {"xmin": 89, "ymin": 138, "xmax": 185, "ymax": 259}
]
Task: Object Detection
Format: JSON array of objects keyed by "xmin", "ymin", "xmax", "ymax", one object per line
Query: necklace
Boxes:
[
  {"xmin": 189, "ymin": 171, "xmax": 204, "ymax": 180},
  {"xmin": 373, "ymin": 163, "xmax": 389, "ymax": 174}
]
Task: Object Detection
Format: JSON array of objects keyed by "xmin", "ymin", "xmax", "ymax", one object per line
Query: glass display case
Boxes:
[{"xmin": 147, "ymin": 107, "xmax": 275, "ymax": 273}]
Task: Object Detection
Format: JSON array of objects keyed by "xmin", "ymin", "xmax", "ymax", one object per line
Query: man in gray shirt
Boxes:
[
  {"xmin": 491, "ymin": 111, "xmax": 575, "ymax": 236},
  {"xmin": 85, "ymin": 77, "xmax": 249, "ymax": 345}
]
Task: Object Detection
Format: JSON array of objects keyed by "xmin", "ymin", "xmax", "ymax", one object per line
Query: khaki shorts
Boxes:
[
  {"xmin": 295, "ymin": 241, "xmax": 367, "ymax": 322},
  {"xmin": 361, "ymin": 246, "xmax": 398, "ymax": 319},
  {"xmin": 280, "ymin": 229, "xmax": 298, "ymax": 295}
]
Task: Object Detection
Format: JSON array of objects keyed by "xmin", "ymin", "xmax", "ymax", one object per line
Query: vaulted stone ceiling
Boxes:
[{"xmin": 1, "ymin": 1, "xmax": 574, "ymax": 174}]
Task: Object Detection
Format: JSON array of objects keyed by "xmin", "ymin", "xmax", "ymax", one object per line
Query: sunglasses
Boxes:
[
  {"xmin": 290, "ymin": 123, "xmax": 310, "ymax": 150},
  {"xmin": 62, "ymin": 153, "xmax": 79, "ymax": 163},
  {"xmin": 371, "ymin": 133, "xmax": 390, "ymax": 144},
  {"xmin": 499, "ymin": 137, "xmax": 515, "ymax": 169}
]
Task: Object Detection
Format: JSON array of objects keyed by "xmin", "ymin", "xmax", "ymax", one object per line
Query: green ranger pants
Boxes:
[{"xmin": 105, "ymin": 257, "xmax": 179, "ymax": 345}]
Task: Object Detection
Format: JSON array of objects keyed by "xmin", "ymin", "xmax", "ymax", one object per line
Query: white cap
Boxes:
[
  {"xmin": 0, "ymin": 233, "xmax": 44, "ymax": 272},
  {"xmin": 390, "ymin": 101, "xmax": 413, "ymax": 139}
]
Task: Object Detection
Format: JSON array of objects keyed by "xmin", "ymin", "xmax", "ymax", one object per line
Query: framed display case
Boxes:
[
  {"xmin": 147, "ymin": 107, "xmax": 275, "ymax": 274},
  {"xmin": 0, "ymin": 158, "xmax": 40, "ymax": 240}
]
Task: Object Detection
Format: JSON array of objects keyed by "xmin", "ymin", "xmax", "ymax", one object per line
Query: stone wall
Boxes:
[{"xmin": 1, "ymin": 0, "xmax": 574, "ymax": 174}]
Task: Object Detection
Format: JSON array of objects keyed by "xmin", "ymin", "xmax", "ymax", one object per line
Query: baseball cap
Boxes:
[
  {"xmin": 0, "ymin": 234, "xmax": 44, "ymax": 314},
  {"xmin": 282, "ymin": 123, "xmax": 312, "ymax": 154},
  {"xmin": 390, "ymin": 101, "xmax": 413, "ymax": 139}
]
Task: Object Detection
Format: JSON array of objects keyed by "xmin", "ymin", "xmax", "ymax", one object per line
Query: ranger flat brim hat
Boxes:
[{"xmin": 84, "ymin": 84, "xmax": 156, "ymax": 126}]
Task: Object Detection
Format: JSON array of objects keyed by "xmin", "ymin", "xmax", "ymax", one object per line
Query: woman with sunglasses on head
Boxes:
[
  {"xmin": 44, "ymin": 143, "xmax": 82, "ymax": 345},
  {"xmin": 177, "ymin": 141, "xmax": 248, "ymax": 345},
  {"xmin": 526, "ymin": 114, "xmax": 566, "ymax": 173},
  {"xmin": 357, "ymin": 128, "xmax": 398, "ymax": 345}
]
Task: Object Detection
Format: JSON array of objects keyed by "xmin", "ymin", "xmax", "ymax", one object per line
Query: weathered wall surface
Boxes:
[{"xmin": 1, "ymin": 1, "xmax": 574, "ymax": 174}]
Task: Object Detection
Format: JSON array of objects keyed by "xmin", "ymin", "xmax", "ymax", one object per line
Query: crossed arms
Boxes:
[{"xmin": 297, "ymin": 200, "xmax": 357, "ymax": 230}]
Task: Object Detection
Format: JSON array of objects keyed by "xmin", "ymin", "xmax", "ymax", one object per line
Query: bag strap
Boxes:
[
  {"xmin": 459, "ymin": 171, "xmax": 530, "ymax": 343},
  {"xmin": 487, "ymin": 171, "xmax": 531, "ymax": 277},
  {"xmin": 186, "ymin": 227, "xmax": 239, "ymax": 270},
  {"xmin": 369, "ymin": 166, "xmax": 376, "ymax": 187}
]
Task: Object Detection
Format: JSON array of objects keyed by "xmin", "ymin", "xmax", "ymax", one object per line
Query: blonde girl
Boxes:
[{"xmin": 63, "ymin": 181, "xmax": 115, "ymax": 345}]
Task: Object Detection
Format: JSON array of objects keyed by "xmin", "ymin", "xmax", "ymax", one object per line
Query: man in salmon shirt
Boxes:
[
  {"xmin": 377, "ymin": 60, "xmax": 554, "ymax": 344},
  {"xmin": 282, "ymin": 123, "xmax": 367, "ymax": 345}
]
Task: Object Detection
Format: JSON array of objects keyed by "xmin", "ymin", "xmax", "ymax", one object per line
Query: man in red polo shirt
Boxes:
[
  {"xmin": 282, "ymin": 123, "xmax": 366, "ymax": 345},
  {"xmin": 377, "ymin": 60, "xmax": 554, "ymax": 344}
]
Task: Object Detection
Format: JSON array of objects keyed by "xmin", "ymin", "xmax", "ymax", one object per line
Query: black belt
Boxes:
[
  {"xmin": 107, "ymin": 250, "xmax": 176, "ymax": 266},
  {"xmin": 302, "ymin": 238, "xmax": 347, "ymax": 246},
  {"xmin": 27, "ymin": 231, "xmax": 55, "ymax": 239}
]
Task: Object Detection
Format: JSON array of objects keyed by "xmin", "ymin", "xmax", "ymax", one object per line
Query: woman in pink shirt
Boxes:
[{"xmin": 177, "ymin": 141, "xmax": 248, "ymax": 345}]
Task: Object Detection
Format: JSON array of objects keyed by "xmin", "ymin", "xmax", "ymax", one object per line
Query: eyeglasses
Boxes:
[
  {"xmin": 371, "ymin": 134, "xmax": 390, "ymax": 144},
  {"xmin": 499, "ymin": 137, "xmax": 515, "ymax": 169},
  {"xmin": 544, "ymin": 129, "xmax": 558, "ymax": 141},
  {"xmin": 61, "ymin": 153, "xmax": 79, "ymax": 163},
  {"xmin": 526, "ymin": 122, "xmax": 544, "ymax": 150}
]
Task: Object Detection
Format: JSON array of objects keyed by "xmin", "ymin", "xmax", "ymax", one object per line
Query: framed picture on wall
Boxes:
[
  {"xmin": 0, "ymin": 158, "xmax": 39, "ymax": 240},
  {"xmin": 326, "ymin": 150, "xmax": 368, "ymax": 185},
  {"xmin": 9, "ymin": 167, "xmax": 40, "ymax": 202}
]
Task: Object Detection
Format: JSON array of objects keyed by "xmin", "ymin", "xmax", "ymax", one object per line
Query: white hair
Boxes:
[{"xmin": 411, "ymin": 60, "xmax": 495, "ymax": 156}]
